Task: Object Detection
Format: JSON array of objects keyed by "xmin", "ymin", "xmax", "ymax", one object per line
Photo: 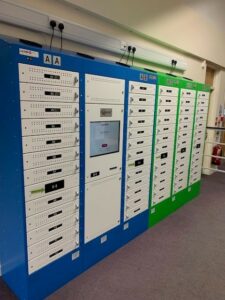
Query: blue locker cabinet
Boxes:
[{"xmin": 0, "ymin": 36, "xmax": 157, "ymax": 299}]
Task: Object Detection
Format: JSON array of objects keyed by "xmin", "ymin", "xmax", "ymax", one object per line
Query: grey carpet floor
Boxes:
[{"xmin": 1, "ymin": 171, "xmax": 225, "ymax": 300}]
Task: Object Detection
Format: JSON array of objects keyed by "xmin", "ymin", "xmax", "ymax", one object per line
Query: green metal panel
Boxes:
[
  {"xmin": 149, "ymin": 77, "xmax": 210, "ymax": 228},
  {"xmin": 150, "ymin": 181, "xmax": 201, "ymax": 226},
  {"xmin": 134, "ymin": 68, "xmax": 210, "ymax": 228}
]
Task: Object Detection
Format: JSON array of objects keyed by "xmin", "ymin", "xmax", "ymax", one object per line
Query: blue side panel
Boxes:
[
  {"xmin": 0, "ymin": 40, "xmax": 29, "ymax": 299},
  {"xmin": 120, "ymin": 211, "xmax": 149, "ymax": 244},
  {"xmin": 27, "ymin": 253, "xmax": 84, "ymax": 300},
  {"xmin": 0, "ymin": 39, "xmax": 87, "ymax": 300}
]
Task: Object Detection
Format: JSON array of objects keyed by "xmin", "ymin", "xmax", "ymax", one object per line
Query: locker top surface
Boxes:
[
  {"xmin": 197, "ymin": 82, "xmax": 211, "ymax": 92},
  {"xmin": 137, "ymin": 66, "xmax": 211, "ymax": 92}
]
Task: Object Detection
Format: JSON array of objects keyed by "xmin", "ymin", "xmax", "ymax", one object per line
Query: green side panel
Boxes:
[
  {"xmin": 144, "ymin": 71, "xmax": 210, "ymax": 228},
  {"xmin": 172, "ymin": 181, "xmax": 201, "ymax": 210},
  {"xmin": 197, "ymin": 82, "xmax": 211, "ymax": 92},
  {"xmin": 149, "ymin": 196, "xmax": 172, "ymax": 227},
  {"xmin": 157, "ymin": 72, "xmax": 180, "ymax": 87},
  {"xmin": 149, "ymin": 181, "xmax": 201, "ymax": 227},
  {"xmin": 180, "ymin": 78, "xmax": 198, "ymax": 90}
]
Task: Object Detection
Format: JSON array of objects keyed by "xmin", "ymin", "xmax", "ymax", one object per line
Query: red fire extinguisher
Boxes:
[{"xmin": 212, "ymin": 145, "xmax": 222, "ymax": 165}]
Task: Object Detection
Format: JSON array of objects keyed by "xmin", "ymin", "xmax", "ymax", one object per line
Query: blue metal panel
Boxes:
[
  {"xmin": 0, "ymin": 39, "xmax": 29, "ymax": 299},
  {"xmin": 0, "ymin": 37, "xmax": 87, "ymax": 300}
]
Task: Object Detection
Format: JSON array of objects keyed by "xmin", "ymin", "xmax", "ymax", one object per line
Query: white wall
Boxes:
[
  {"xmin": 0, "ymin": 0, "xmax": 208, "ymax": 82},
  {"xmin": 65, "ymin": 0, "xmax": 225, "ymax": 68},
  {"xmin": 203, "ymin": 69, "xmax": 225, "ymax": 174}
]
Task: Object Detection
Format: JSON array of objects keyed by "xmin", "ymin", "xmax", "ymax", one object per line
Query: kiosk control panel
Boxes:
[{"xmin": 84, "ymin": 74, "xmax": 125, "ymax": 243}]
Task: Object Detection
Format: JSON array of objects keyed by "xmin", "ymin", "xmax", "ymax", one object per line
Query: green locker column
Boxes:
[
  {"xmin": 171, "ymin": 79, "xmax": 199, "ymax": 209},
  {"xmin": 149, "ymin": 73, "xmax": 181, "ymax": 227},
  {"xmin": 187, "ymin": 83, "xmax": 211, "ymax": 193}
]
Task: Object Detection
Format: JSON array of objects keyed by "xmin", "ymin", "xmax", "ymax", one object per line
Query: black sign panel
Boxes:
[
  {"xmin": 135, "ymin": 159, "xmax": 144, "ymax": 167},
  {"xmin": 44, "ymin": 74, "xmax": 60, "ymax": 80},
  {"xmin": 45, "ymin": 108, "xmax": 61, "ymax": 113},
  {"xmin": 45, "ymin": 91, "xmax": 60, "ymax": 96},
  {"xmin": 91, "ymin": 171, "xmax": 100, "ymax": 178},
  {"xmin": 45, "ymin": 179, "xmax": 64, "ymax": 193},
  {"xmin": 46, "ymin": 139, "xmax": 61, "ymax": 145},
  {"xmin": 46, "ymin": 124, "xmax": 61, "ymax": 128},
  {"xmin": 161, "ymin": 152, "xmax": 168, "ymax": 159},
  {"xmin": 47, "ymin": 154, "xmax": 62, "ymax": 160}
]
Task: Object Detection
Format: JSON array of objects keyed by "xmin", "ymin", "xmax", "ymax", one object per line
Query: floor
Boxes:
[{"xmin": 1, "ymin": 171, "xmax": 225, "ymax": 300}]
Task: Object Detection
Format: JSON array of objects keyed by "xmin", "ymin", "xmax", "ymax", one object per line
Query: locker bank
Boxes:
[
  {"xmin": 2, "ymin": 1, "xmax": 224, "ymax": 298},
  {"xmin": 0, "ymin": 36, "xmax": 211, "ymax": 300}
]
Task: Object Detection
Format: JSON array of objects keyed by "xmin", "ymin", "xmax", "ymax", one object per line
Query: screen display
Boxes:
[{"xmin": 90, "ymin": 121, "xmax": 120, "ymax": 157}]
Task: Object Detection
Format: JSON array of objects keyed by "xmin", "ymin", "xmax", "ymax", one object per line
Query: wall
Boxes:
[
  {"xmin": 203, "ymin": 69, "xmax": 225, "ymax": 174},
  {"xmin": 0, "ymin": 0, "xmax": 208, "ymax": 82},
  {"xmin": 65, "ymin": 0, "xmax": 225, "ymax": 68}
]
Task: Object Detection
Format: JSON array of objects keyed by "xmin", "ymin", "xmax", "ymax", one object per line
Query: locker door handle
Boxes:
[
  {"xmin": 49, "ymin": 223, "xmax": 62, "ymax": 232},
  {"xmin": 49, "ymin": 249, "xmax": 63, "ymax": 258},
  {"xmin": 48, "ymin": 210, "xmax": 62, "ymax": 218},
  {"xmin": 74, "ymin": 77, "xmax": 78, "ymax": 85},
  {"xmin": 49, "ymin": 236, "xmax": 63, "ymax": 245},
  {"xmin": 48, "ymin": 196, "xmax": 62, "ymax": 204}
]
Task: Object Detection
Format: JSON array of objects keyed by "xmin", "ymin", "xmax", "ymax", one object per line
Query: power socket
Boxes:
[{"xmin": 48, "ymin": 16, "xmax": 64, "ymax": 33}]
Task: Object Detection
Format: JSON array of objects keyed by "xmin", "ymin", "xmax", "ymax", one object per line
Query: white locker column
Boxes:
[
  {"xmin": 189, "ymin": 91, "xmax": 209, "ymax": 184},
  {"xmin": 19, "ymin": 64, "xmax": 80, "ymax": 274},
  {"xmin": 151, "ymin": 86, "xmax": 178, "ymax": 206},
  {"xmin": 124, "ymin": 81, "xmax": 156, "ymax": 221},
  {"xmin": 173, "ymin": 89, "xmax": 196, "ymax": 194}
]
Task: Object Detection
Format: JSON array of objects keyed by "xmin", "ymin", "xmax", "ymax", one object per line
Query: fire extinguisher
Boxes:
[{"xmin": 212, "ymin": 145, "xmax": 222, "ymax": 165}]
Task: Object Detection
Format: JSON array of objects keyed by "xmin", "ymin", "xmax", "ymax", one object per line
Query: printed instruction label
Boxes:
[{"xmin": 19, "ymin": 48, "xmax": 39, "ymax": 58}]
